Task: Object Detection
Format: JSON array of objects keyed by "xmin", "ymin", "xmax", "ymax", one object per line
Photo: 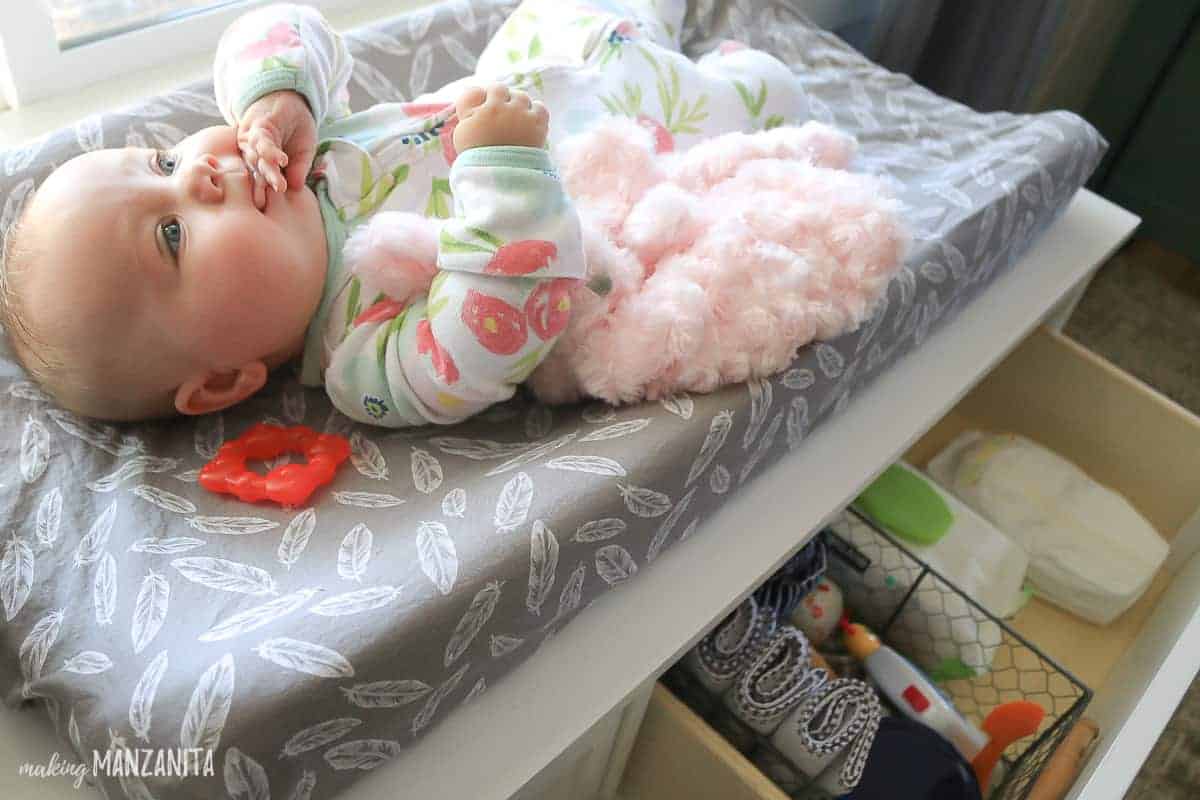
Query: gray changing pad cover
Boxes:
[{"xmin": 0, "ymin": 0, "xmax": 1105, "ymax": 797}]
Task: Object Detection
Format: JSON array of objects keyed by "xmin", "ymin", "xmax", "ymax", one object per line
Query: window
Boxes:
[
  {"xmin": 0, "ymin": 0, "xmax": 369, "ymax": 108},
  {"xmin": 44, "ymin": 0, "xmax": 249, "ymax": 49}
]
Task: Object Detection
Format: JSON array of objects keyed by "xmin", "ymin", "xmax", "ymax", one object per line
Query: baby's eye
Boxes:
[
  {"xmin": 155, "ymin": 150, "xmax": 178, "ymax": 175},
  {"xmin": 160, "ymin": 219, "xmax": 182, "ymax": 256}
]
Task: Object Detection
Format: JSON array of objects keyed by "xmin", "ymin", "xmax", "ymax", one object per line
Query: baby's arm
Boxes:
[
  {"xmin": 326, "ymin": 86, "xmax": 587, "ymax": 428},
  {"xmin": 213, "ymin": 3, "xmax": 353, "ymax": 188}
]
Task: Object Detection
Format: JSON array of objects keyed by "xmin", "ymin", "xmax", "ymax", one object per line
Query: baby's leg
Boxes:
[
  {"xmin": 475, "ymin": 0, "xmax": 687, "ymax": 80},
  {"xmin": 387, "ymin": 272, "xmax": 574, "ymax": 425}
]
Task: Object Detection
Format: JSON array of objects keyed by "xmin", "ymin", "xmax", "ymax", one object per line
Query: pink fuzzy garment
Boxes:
[{"xmin": 345, "ymin": 118, "xmax": 908, "ymax": 408}]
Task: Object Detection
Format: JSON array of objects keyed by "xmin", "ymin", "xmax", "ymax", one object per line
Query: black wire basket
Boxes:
[{"xmin": 663, "ymin": 505, "xmax": 1093, "ymax": 800}]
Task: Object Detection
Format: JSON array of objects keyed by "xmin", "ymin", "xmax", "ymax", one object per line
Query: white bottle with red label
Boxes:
[{"xmin": 843, "ymin": 620, "xmax": 988, "ymax": 761}]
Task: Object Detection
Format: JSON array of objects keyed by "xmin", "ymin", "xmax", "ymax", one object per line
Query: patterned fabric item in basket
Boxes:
[
  {"xmin": 769, "ymin": 677, "xmax": 882, "ymax": 795},
  {"xmin": 725, "ymin": 626, "xmax": 829, "ymax": 735},
  {"xmin": 682, "ymin": 594, "xmax": 778, "ymax": 694},
  {"xmin": 826, "ymin": 511, "xmax": 1004, "ymax": 678}
]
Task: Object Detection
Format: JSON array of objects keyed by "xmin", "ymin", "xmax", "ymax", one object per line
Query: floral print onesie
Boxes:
[{"xmin": 213, "ymin": 0, "xmax": 810, "ymax": 427}]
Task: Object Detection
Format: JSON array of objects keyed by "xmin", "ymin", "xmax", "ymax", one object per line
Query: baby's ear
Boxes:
[{"xmin": 175, "ymin": 362, "xmax": 268, "ymax": 415}]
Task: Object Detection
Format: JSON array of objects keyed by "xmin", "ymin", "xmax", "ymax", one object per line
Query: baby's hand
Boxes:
[
  {"xmin": 453, "ymin": 84, "xmax": 549, "ymax": 152},
  {"xmin": 238, "ymin": 90, "xmax": 318, "ymax": 192}
]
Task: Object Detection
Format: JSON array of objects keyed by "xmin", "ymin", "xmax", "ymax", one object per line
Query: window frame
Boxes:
[{"xmin": 0, "ymin": 0, "xmax": 367, "ymax": 109}]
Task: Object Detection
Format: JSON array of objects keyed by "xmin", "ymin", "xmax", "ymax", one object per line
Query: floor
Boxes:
[{"xmin": 1062, "ymin": 237, "xmax": 1200, "ymax": 799}]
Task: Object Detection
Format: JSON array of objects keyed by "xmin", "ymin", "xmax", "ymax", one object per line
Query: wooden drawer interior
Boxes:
[
  {"xmin": 905, "ymin": 326, "xmax": 1200, "ymax": 694},
  {"xmin": 620, "ymin": 683, "xmax": 788, "ymax": 800}
]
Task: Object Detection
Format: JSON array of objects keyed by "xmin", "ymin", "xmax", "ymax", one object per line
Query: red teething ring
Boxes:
[{"xmin": 199, "ymin": 423, "xmax": 351, "ymax": 507}]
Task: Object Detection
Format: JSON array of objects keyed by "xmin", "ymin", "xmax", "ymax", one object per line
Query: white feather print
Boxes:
[
  {"xmin": 579, "ymin": 419, "xmax": 651, "ymax": 442},
  {"xmin": 129, "ymin": 650, "xmax": 168, "ymax": 742},
  {"xmin": 557, "ymin": 563, "xmax": 586, "ymax": 620},
  {"xmin": 484, "ymin": 431, "xmax": 578, "ymax": 477},
  {"xmin": 573, "ymin": 518, "xmax": 626, "ymax": 543},
  {"xmin": 441, "ymin": 488, "xmax": 466, "ymax": 518},
  {"xmin": 595, "ymin": 545, "xmax": 638, "ymax": 585},
  {"xmin": 9, "ymin": 380, "xmax": 49, "ymax": 402},
  {"xmin": 324, "ymin": 409, "xmax": 356, "ymax": 438},
  {"xmin": 582, "ymin": 404, "xmax": 617, "ymax": 423},
  {"xmin": 709, "ymin": 464, "xmax": 731, "ymax": 495},
  {"xmin": 1, "ymin": 534, "xmax": 34, "ymax": 621},
  {"xmin": 524, "ymin": 404, "xmax": 553, "ymax": 440},
  {"xmin": 340, "ymin": 680, "xmax": 431, "ymax": 709},
  {"xmin": 187, "ymin": 516, "xmax": 279, "ymax": 535},
  {"xmin": 526, "ymin": 521, "xmax": 558, "ymax": 616},
  {"xmin": 892, "ymin": 266, "xmax": 917, "ymax": 333},
  {"xmin": 195, "ymin": 414, "xmax": 224, "ymax": 459},
  {"xmin": 144, "ymin": 120, "xmax": 189, "ymax": 149},
  {"xmin": 408, "ymin": 7, "xmax": 434, "ymax": 39},
  {"xmin": 429, "ymin": 437, "xmax": 525, "ymax": 460},
  {"xmin": 647, "ymin": 486, "xmax": 697, "ymax": 562},
  {"xmin": 323, "ymin": 738, "xmax": 403, "ymax": 771},
  {"xmin": 19, "ymin": 416, "xmax": 49, "ymax": 483},
  {"xmin": 451, "ymin": 0, "xmax": 478, "ymax": 31},
  {"xmin": 281, "ymin": 718, "xmax": 362, "ymax": 758},
  {"xmin": 20, "ymin": 609, "xmax": 64, "ymax": 693},
  {"xmin": 786, "ymin": 396, "xmax": 810, "ymax": 452},
  {"xmin": 544, "ymin": 455, "xmax": 626, "ymax": 477},
  {"xmin": 410, "ymin": 448, "xmax": 443, "ymax": 494},
  {"xmin": 308, "ymin": 586, "xmax": 403, "ymax": 617},
  {"xmin": 46, "ymin": 409, "xmax": 142, "ymax": 456},
  {"xmin": 68, "ymin": 706, "xmax": 82, "ymax": 757},
  {"xmin": 444, "ymin": 580, "xmax": 503, "ymax": 667},
  {"xmin": 739, "ymin": 411, "xmax": 784, "ymax": 485},
  {"xmin": 919, "ymin": 259, "xmax": 947, "ymax": 284},
  {"xmin": 86, "ymin": 455, "xmax": 179, "ymax": 492},
  {"xmin": 409, "ymin": 42, "xmax": 433, "ymax": 97},
  {"xmin": 118, "ymin": 763, "xmax": 157, "ymax": 800},
  {"xmin": 660, "ymin": 393, "xmax": 694, "ymax": 420},
  {"xmin": 171, "ymin": 557, "xmax": 277, "ymax": 596},
  {"xmin": 616, "ymin": 482, "xmax": 671, "ymax": 518},
  {"xmin": 224, "ymin": 747, "xmax": 270, "ymax": 800},
  {"xmin": 352, "ymin": 58, "xmax": 403, "ymax": 103},
  {"xmin": 442, "ymin": 34, "xmax": 478, "ymax": 71},
  {"xmin": 815, "ymin": 344, "xmax": 844, "ymax": 379},
  {"xmin": 94, "ymin": 552, "xmax": 117, "ymax": 626},
  {"xmin": 174, "ymin": 468, "xmax": 202, "ymax": 483},
  {"xmin": 74, "ymin": 501, "xmax": 117, "ymax": 567},
  {"xmin": 35, "ymin": 488, "xmax": 63, "ymax": 550},
  {"xmin": 743, "ymin": 379, "xmax": 773, "ymax": 450},
  {"xmin": 74, "ymin": 115, "xmax": 104, "ymax": 151},
  {"xmin": 61, "ymin": 651, "xmax": 112, "ymax": 674},
  {"xmin": 3, "ymin": 136, "xmax": 45, "ymax": 175},
  {"xmin": 278, "ymin": 509, "xmax": 316, "ymax": 570},
  {"xmin": 417, "ymin": 521, "xmax": 457, "ymax": 596},
  {"xmin": 337, "ymin": 524, "xmax": 373, "ymax": 583},
  {"xmin": 131, "ymin": 484, "xmax": 196, "ymax": 515},
  {"xmin": 680, "ymin": 518, "xmax": 699, "ymax": 541},
  {"xmin": 0, "ymin": 178, "xmax": 33, "ymax": 235},
  {"xmin": 686, "ymin": 410, "xmax": 733, "ymax": 487},
  {"xmin": 939, "ymin": 240, "xmax": 967, "ymax": 281},
  {"xmin": 350, "ymin": 432, "xmax": 389, "ymax": 480},
  {"xmin": 130, "ymin": 537, "xmax": 205, "ymax": 555},
  {"xmin": 283, "ymin": 385, "xmax": 306, "ymax": 423},
  {"xmin": 412, "ymin": 662, "xmax": 469, "ymax": 735},
  {"xmin": 465, "ymin": 677, "xmax": 487, "ymax": 704},
  {"xmin": 130, "ymin": 569, "xmax": 169, "ymax": 653},
  {"xmin": 332, "ymin": 491, "xmax": 405, "ymax": 509},
  {"xmin": 200, "ymin": 588, "xmax": 318, "ymax": 643},
  {"xmin": 254, "ymin": 637, "xmax": 355, "ymax": 678},
  {"xmin": 489, "ymin": 634, "xmax": 524, "ymax": 658},
  {"xmin": 493, "ymin": 472, "xmax": 534, "ymax": 533},
  {"xmin": 288, "ymin": 770, "xmax": 317, "ymax": 800}
]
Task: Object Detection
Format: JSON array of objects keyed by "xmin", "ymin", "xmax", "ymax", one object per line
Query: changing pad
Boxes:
[{"xmin": 0, "ymin": 1, "xmax": 1105, "ymax": 798}]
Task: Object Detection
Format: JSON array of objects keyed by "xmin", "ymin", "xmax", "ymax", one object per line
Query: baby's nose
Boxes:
[{"xmin": 186, "ymin": 154, "xmax": 224, "ymax": 203}]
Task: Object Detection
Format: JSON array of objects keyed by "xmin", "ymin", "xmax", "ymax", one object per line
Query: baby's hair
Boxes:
[{"xmin": 0, "ymin": 204, "xmax": 65, "ymax": 385}]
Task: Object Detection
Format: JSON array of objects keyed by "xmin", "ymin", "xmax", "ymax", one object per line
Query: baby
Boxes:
[{"xmin": 0, "ymin": 0, "xmax": 813, "ymax": 427}]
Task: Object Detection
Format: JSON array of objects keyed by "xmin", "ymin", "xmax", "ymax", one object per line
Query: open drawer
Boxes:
[{"xmin": 622, "ymin": 326, "xmax": 1200, "ymax": 800}]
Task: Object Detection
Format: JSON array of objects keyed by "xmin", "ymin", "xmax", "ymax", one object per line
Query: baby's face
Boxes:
[{"xmin": 21, "ymin": 124, "xmax": 328, "ymax": 407}]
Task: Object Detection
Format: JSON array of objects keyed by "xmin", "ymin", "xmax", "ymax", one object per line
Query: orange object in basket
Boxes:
[{"xmin": 199, "ymin": 423, "xmax": 351, "ymax": 507}]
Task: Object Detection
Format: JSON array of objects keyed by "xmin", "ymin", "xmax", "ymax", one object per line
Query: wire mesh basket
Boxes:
[{"xmin": 662, "ymin": 505, "xmax": 1092, "ymax": 800}]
